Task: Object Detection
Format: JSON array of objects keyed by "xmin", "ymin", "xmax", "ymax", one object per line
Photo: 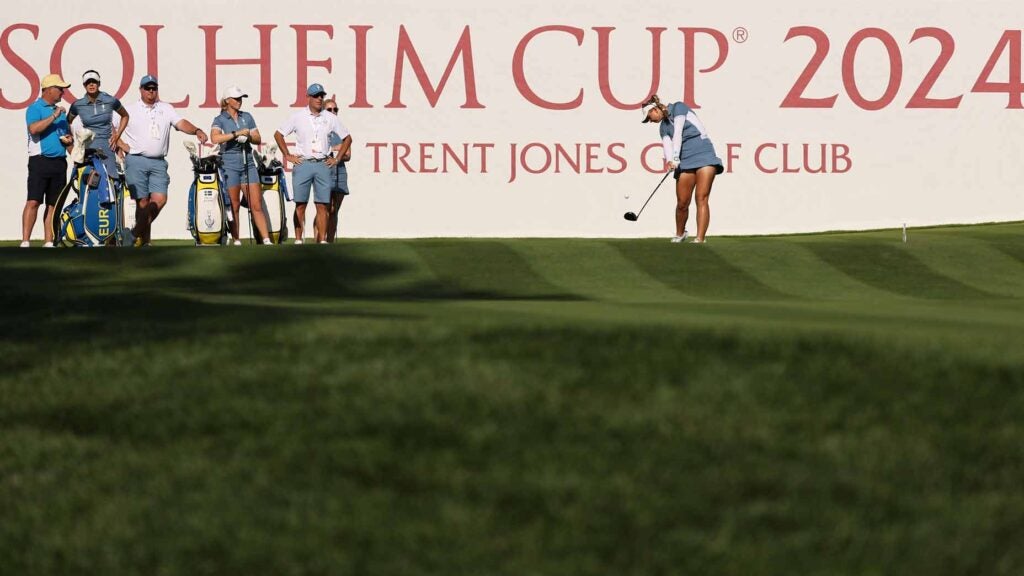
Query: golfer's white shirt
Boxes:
[
  {"xmin": 277, "ymin": 108, "xmax": 349, "ymax": 159},
  {"xmin": 121, "ymin": 100, "xmax": 183, "ymax": 158}
]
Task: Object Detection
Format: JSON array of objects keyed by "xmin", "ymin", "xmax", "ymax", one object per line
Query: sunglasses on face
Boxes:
[
  {"xmin": 142, "ymin": 86, "xmax": 158, "ymax": 91},
  {"xmin": 325, "ymin": 107, "xmax": 338, "ymax": 112}
]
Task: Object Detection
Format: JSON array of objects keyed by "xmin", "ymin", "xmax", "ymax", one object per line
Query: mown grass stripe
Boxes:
[
  {"xmin": 611, "ymin": 240, "xmax": 792, "ymax": 301},
  {"xmin": 804, "ymin": 241, "xmax": 997, "ymax": 300}
]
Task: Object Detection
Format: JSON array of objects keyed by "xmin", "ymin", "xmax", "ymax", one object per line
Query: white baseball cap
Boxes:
[
  {"xmin": 641, "ymin": 103, "xmax": 657, "ymax": 123},
  {"xmin": 221, "ymin": 86, "xmax": 248, "ymax": 100},
  {"xmin": 82, "ymin": 70, "xmax": 101, "ymax": 84}
]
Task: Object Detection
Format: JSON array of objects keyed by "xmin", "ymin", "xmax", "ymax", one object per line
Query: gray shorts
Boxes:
[
  {"xmin": 292, "ymin": 160, "xmax": 331, "ymax": 204},
  {"xmin": 220, "ymin": 152, "xmax": 259, "ymax": 189},
  {"xmin": 125, "ymin": 155, "xmax": 170, "ymax": 199}
]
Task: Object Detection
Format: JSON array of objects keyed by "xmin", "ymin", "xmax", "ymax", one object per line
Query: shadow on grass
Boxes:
[{"xmin": 805, "ymin": 242, "xmax": 997, "ymax": 299}]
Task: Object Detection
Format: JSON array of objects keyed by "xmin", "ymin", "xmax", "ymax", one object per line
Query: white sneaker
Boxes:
[
  {"xmin": 19, "ymin": 240, "xmax": 30, "ymax": 248},
  {"xmin": 671, "ymin": 231, "xmax": 689, "ymax": 243},
  {"xmin": 691, "ymin": 237, "xmax": 706, "ymax": 244},
  {"xmin": 42, "ymin": 242, "xmax": 54, "ymax": 248},
  {"xmin": 294, "ymin": 239, "xmax": 304, "ymax": 245},
  {"xmin": 233, "ymin": 239, "xmax": 242, "ymax": 246},
  {"xmin": 318, "ymin": 241, "xmax": 327, "ymax": 245},
  {"xmin": 262, "ymin": 239, "xmax": 272, "ymax": 245}
]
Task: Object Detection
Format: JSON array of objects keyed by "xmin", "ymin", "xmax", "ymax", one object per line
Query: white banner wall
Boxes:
[{"xmin": 2, "ymin": 0, "xmax": 1022, "ymax": 238}]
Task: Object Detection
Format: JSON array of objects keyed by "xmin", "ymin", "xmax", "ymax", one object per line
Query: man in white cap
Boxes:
[
  {"xmin": 67, "ymin": 70, "xmax": 129, "ymax": 182},
  {"xmin": 273, "ymin": 83, "xmax": 352, "ymax": 244},
  {"xmin": 21, "ymin": 73, "xmax": 73, "ymax": 247},
  {"xmin": 119, "ymin": 74, "xmax": 208, "ymax": 246}
]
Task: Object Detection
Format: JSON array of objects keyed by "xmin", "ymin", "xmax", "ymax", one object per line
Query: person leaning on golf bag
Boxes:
[
  {"xmin": 210, "ymin": 86, "xmax": 271, "ymax": 245},
  {"xmin": 273, "ymin": 83, "xmax": 352, "ymax": 244},
  {"xmin": 324, "ymin": 99, "xmax": 352, "ymax": 243},
  {"xmin": 21, "ymin": 73, "xmax": 74, "ymax": 248},
  {"xmin": 641, "ymin": 94, "xmax": 724, "ymax": 243},
  {"xmin": 66, "ymin": 70, "xmax": 129, "ymax": 185},
  {"xmin": 119, "ymin": 75, "xmax": 208, "ymax": 246}
]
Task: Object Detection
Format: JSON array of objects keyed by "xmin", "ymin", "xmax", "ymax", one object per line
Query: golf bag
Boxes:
[
  {"xmin": 185, "ymin": 144, "xmax": 230, "ymax": 246},
  {"xmin": 51, "ymin": 148, "xmax": 130, "ymax": 247},
  {"xmin": 243, "ymin": 145, "xmax": 290, "ymax": 244}
]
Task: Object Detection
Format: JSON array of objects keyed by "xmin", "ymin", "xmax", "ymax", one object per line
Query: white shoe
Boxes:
[
  {"xmin": 318, "ymin": 241, "xmax": 327, "ymax": 245},
  {"xmin": 42, "ymin": 241, "xmax": 54, "ymax": 248},
  {"xmin": 262, "ymin": 239, "xmax": 272, "ymax": 245},
  {"xmin": 233, "ymin": 239, "xmax": 242, "ymax": 246},
  {"xmin": 294, "ymin": 239, "xmax": 304, "ymax": 245},
  {"xmin": 19, "ymin": 240, "xmax": 30, "ymax": 248},
  {"xmin": 671, "ymin": 231, "xmax": 689, "ymax": 243},
  {"xmin": 691, "ymin": 237, "xmax": 706, "ymax": 244}
]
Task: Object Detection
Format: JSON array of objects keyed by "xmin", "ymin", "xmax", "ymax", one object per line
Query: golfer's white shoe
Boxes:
[
  {"xmin": 42, "ymin": 242, "xmax": 54, "ymax": 248},
  {"xmin": 19, "ymin": 241, "xmax": 30, "ymax": 248},
  {"xmin": 294, "ymin": 239, "xmax": 304, "ymax": 245},
  {"xmin": 233, "ymin": 239, "xmax": 242, "ymax": 246},
  {"xmin": 262, "ymin": 239, "xmax": 272, "ymax": 245},
  {"xmin": 671, "ymin": 231, "xmax": 689, "ymax": 243}
]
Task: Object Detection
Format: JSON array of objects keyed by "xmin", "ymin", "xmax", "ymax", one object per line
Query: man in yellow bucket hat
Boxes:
[{"xmin": 21, "ymin": 73, "xmax": 73, "ymax": 247}]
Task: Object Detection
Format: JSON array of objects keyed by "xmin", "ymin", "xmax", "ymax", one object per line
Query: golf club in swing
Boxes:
[{"xmin": 624, "ymin": 170, "xmax": 673, "ymax": 222}]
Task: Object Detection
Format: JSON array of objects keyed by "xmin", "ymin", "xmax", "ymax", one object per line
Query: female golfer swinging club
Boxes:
[{"xmin": 641, "ymin": 94, "xmax": 723, "ymax": 243}]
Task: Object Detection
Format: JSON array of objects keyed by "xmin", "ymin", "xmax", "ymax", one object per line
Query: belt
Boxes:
[{"xmin": 302, "ymin": 157, "xmax": 328, "ymax": 163}]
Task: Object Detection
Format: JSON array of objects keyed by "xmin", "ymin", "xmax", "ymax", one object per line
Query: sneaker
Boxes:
[
  {"xmin": 671, "ymin": 231, "xmax": 689, "ymax": 243},
  {"xmin": 318, "ymin": 241, "xmax": 327, "ymax": 245},
  {"xmin": 19, "ymin": 240, "xmax": 30, "ymax": 248},
  {"xmin": 294, "ymin": 239, "xmax": 304, "ymax": 245},
  {"xmin": 691, "ymin": 237, "xmax": 706, "ymax": 244},
  {"xmin": 233, "ymin": 239, "xmax": 242, "ymax": 246},
  {"xmin": 42, "ymin": 242, "xmax": 54, "ymax": 248},
  {"xmin": 262, "ymin": 239, "xmax": 272, "ymax": 245}
]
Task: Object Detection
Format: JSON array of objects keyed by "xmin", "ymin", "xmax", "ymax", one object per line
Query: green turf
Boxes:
[{"xmin": 2, "ymin": 223, "xmax": 1023, "ymax": 575}]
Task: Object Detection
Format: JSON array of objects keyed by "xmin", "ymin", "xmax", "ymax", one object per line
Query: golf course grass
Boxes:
[{"xmin": 2, "ymin": 223, "xmax": 1023, "ymax": 575}]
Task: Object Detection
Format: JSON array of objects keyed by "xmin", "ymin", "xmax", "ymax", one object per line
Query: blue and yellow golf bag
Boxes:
[
  {"xmin": 243, "ymin": 147, "xmax": 290, "ymax": 244},
  {"xmin": 186, "ymin": 151, "xmax": 230, "ymax": 246},
  {"xmin": 51, "ymin": 149, "xmax": 132, "ymax": 247}
]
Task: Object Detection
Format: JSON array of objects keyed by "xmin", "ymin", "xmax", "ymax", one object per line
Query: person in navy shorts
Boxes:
[{"xmin": 641, "ymin": 94, "xmax": 723, "ymax": 243}]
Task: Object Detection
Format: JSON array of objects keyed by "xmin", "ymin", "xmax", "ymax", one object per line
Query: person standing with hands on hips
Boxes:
[
  {"xmin": 210, "ymin": 86, "xmax": 271, "ymax": 245},
  {"xmin": 641, "ymin": 94, "xmax": 723, "ymax": 243},
  {"xmin": 274, "ymin": 83, "xmax": 352, "ymax": 244},
  {"xmin": 119, "ymin": 75, "xmax": 208, "ymax": 246},
  {"xmin": 22, "ymin": 73, "xmax": 74, "ymax": 248}
]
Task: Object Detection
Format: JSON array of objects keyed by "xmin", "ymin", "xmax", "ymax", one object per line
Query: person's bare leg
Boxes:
[
  {"xmin": 227, "ymin": 185, "xmax": 242, "ymax": 240},
  {"xmin": 245, "ymin": 183, "xmax": 270, "ymax": 241},
  {"xmin": 142, "ymin": 193, "xmax": 167, "ymax": 244},
  {"xmin": 314, "ymin": 203, "xmax": 329, "ymax": 242},
  {"xmin": 134, "ymin": 197, "xmax": 151, "ymax": 243},
  {"xmin": 42, "ymin": 205, "xmax": 55, "ymax": 243},
  {"xmin": 327, "ymin": 193, "xmax": 344, "ymax": 242},
  {"xmin": 675, "ymin": 171, "xmax": 696, "ymax": 238},
  {"xmin": 694, "ymin": 167, "xmax": 717, "ymax": 241},
  {"xmin": 294, "ymin": 203, "xmax": 308, "ymax": 241},
  {"xmin": 22, "ymin": 201, "xmax": 41, "ymax": 243}
]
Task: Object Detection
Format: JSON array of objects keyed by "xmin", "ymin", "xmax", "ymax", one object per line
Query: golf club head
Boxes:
[
  {"xmin": 183, "ymin": 141, "xmax": 197, "ymax": 157},
  {"xmin": 266, "ymin": 144, "xmax": 278, "ymax": 158},
  {"xmin": 624, "ymin": 212, "xmax": 638, "ymax": 222}
]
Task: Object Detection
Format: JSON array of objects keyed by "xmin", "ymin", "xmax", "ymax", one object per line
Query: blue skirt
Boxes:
[{"xmin": 675, "ymin": 136, "xmax": 724, "ymax": 177}]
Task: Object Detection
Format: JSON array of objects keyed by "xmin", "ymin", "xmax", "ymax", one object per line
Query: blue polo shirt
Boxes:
[
  {"xmin": 26, "ymin": 98, "xmax": 69, "ymax": 158},
  {"xmin": 211, "ymin": 110, "xmax": 257, "ymax": 156},
  {"xmin": 69, "ymin": 92, "xmax": 122, "ymax": 144}
]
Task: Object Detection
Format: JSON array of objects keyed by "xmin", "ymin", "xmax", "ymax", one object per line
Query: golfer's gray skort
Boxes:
[{"xmin": 220, "ymin": 152, "xmax": 259, "ymax": 189}]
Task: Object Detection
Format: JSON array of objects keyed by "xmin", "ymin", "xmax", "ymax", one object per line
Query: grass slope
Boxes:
[{"xmin": 1, "ymin": 223, "xmax": 1023, "ymax": 575}]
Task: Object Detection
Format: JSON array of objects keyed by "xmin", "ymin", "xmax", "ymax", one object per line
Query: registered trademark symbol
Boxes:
[{"xmin": 733, "ymin": 27, "xmax": 748, "ymax": 43}]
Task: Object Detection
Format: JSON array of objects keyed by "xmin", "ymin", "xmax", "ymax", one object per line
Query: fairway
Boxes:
[{"xmin": 2, "ymin": 223, "xmax": 1023, "ymax": 575}]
